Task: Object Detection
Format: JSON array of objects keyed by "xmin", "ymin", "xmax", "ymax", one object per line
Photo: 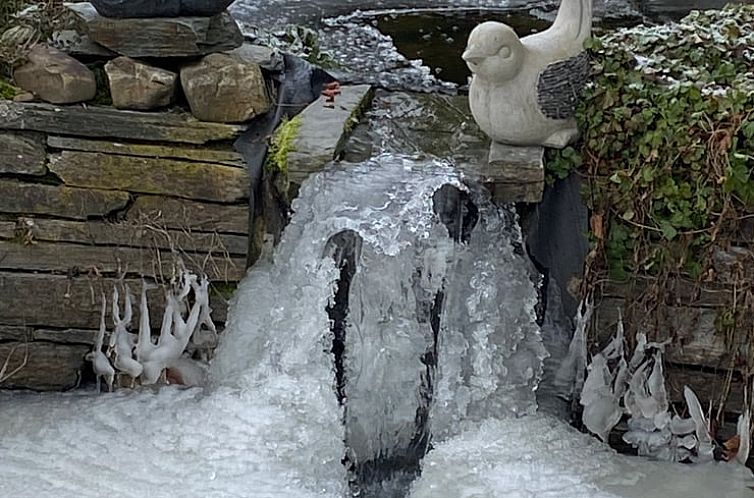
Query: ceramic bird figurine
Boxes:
[{"xmin": 463, "ymin": 0, "xmax": 592, "ymax": 148}]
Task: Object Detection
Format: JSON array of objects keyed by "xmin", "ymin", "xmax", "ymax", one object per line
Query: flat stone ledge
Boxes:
[
  {"xmin": 473, "ymin": 142, "xmax": 544, "ymax": 204},
  {"xmin": 288, "ymin": 84, "xmax": 375, "ymax": 185},
  {"xmin": 68, "ymin": 3, "xmax": 243, "ymax": 58}
]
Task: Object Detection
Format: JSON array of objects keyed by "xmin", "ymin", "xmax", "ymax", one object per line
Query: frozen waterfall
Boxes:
[{"xmin": 0, "ymin": 155, "xmax": 751, "ymax": 498}]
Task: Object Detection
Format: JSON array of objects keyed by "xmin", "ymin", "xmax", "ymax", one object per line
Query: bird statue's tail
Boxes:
[{"xmin": 551, "ymin": 0, "xmax": 593, "ymax": 46}]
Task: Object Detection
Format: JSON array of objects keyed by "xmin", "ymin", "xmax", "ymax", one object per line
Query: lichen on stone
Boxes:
[{"xmin": 265, "ymin": 115, "xmax": 302, "ymax": 174}]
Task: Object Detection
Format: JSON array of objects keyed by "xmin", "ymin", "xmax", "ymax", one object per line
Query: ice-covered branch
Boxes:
[{"xmin": 85, "ymin": 293, "xmax": 115, "ymax": 392}]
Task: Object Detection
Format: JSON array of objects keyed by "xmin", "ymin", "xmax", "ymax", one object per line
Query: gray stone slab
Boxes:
[
  {"xmin": 483, "ymin": 142, "xmax": 544, "ymax": 204},
  {"xmin": 0, "ymin": 132, "xmax": 47, "ymax": 175},
  {"xmin": 287, "ymin": 84, "xmax": 374, "ymax": 184},
  {"xmin": 227, "ymin": 43, "xmax": 284, "ymax": 72},
  {"xmin": 68, "ymin": 3, "xmax": 243, "ymax": 58}
]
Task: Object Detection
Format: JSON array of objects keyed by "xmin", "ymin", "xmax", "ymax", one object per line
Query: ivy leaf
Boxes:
[{"xmin": 659, "ymin": 222, "xmax": 678, "ymax": 240}]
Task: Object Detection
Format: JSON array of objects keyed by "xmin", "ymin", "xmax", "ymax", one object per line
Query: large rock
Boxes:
[
  {"xmin": 12, "ymin": 45, "xmax": 96, "ymax": 104},
  {"xmin": 91, "ymin": 0, "xmax": 235, "ymax": 18},
  {"xmin": 181, "ymin": 53, "xmax": 270, "ymax": 123},
  {"xmin": 105, "ymin": 57, "xmax": 177, "ymax": 110},
  {"xmin": 227, "ymin": 43, "xmax": 284, "ymax": 72},
  {"xmin": 68, "ymin": 3, "xmax": 243, "ymax": 58}
]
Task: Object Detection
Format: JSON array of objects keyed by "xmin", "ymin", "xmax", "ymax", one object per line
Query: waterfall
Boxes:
[
  {"xmin": 211, "ymin": 154, "xmax": 546, "ymax": 493},
  {"xmin": 0, "ymin": 154, "xmax": 750, "ymax": 498}
]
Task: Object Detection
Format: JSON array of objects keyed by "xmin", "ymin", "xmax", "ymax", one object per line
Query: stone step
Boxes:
[
  {"xmin": 0, "ymin": 101, "xmax": 247, "ymax": 144},
  {"xmin": 0, "ymin": 219, "xmax": 248, "ymax": 256},
  {"xmin": 68, "ymin": 3, "xmax": 243, "ymax": 58},
  {"xmin": 482, "ymin": 142, "xmax": 544, "ymax": 204},
  {"xmin": 286, "ymin": 84, "xmax": 375, "ymax": 185},
  {"xmin": 0, "ymin": 272, "xmax": 229, "ymax": 329}
]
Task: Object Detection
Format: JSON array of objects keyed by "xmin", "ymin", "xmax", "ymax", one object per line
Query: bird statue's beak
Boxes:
[{"xmin": 462, "ymin": 50, "xmax": 484, "ymax": 67}]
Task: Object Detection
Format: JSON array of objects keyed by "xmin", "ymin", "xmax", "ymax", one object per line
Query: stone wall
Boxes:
[{"xmin": 0, "ymin": 101, "xmax": 250, "ymax": 390}]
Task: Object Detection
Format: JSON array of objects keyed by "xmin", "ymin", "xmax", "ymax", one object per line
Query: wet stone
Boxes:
[
  {"xmin": 90, "ymin": 0, "xmax": 235, "ymax": 18},
  {"xmin": 0, "ymin": 132, "xmax": 46, "ymax": 175}
]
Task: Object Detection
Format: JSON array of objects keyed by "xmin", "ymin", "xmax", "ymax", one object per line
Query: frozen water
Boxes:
[
  {"xmin": 409, "ymin": 413, "xmax": 753, "ymax": 498},
  {"xmin": 0, "ymin": 151, "xmax": 752, "ymax": 497}
]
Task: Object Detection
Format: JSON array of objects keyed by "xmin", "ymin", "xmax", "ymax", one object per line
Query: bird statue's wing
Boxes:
[{"xmin": 536, "ymin": 52, "xmax": 590, "ymax": 120}]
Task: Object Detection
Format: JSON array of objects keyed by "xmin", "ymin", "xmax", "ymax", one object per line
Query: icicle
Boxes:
[
  {"xmin": 600, "ymin": 309, "xmax": 624, "ymax": 361},
  {"xmin": 112, "ymin": 285, "xmax": 143, "ymax": 380},
  {"xmin": 684, "ymin": 386, "xmax": 714, "ymax": 462},
  {"xmin": 647, "ymin": 351, "xmax": 670, "ymax": 429},
  {"xmin": 627, "ymin": 332, "xmax": 648, "ymax": 372},
  {"xmin": 554, "ymin": 298, "xmax": 593, "ymax": 399},
  {"xmin": 736, "ymin": 409, "xmax": 751, "ymax": 465},
  {"xmin": 85, "ymin": 293, "xmax": 115, "ymax": 392}
]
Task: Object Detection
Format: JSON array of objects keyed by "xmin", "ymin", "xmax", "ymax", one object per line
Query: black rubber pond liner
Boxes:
[{"xmin": 234, "ymin": 53, "xmax": 337, "ymax": 266}]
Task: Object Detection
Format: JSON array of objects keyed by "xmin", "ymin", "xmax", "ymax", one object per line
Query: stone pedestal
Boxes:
[{"xmin": 484, "ymin": 142, "xmax": 544, "ymax": 203}]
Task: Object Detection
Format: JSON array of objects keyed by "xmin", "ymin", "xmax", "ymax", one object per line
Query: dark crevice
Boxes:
[
  {"xmin": 323, "ymin": 229, "xmax": 362, "ymax": 405},
  {"xmin": 432, "ymin": 184, "xmax": 478, "ymax": 244}
]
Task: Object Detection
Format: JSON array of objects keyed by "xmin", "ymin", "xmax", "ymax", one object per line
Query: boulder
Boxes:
[
  {"xmin": 91, "ymin": 0, "xmax": 235, "ymax": 18},
  {"xmin": 12, "ymin": 45, "xmax": 96, "ymax": 104},
  {"xmin": 105, "ymin": 57, "xmax": 177, "ymax": 110},
  {"xmin": 227, "ymin": 43, "xmax": 284, "ymax": 72},
  {"xmin": 181, "ymin": 53, "xmax": 270, "ymax": 123},
  {"xmin": 68, "ymin": 3, "xmax": 243, "ymax": 58}
]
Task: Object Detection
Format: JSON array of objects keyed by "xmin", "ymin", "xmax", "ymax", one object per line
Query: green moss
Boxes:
[
  {"xmin": 265, "ymin": 115, "xmax": 302, "ymax": 174},
  {"xmin": 342, "ymin": 88, "xmax": 375, "ymax": 136},
  {"xmin": 0, "ymin": 78, "xmax": 19, "ymax": 99}
]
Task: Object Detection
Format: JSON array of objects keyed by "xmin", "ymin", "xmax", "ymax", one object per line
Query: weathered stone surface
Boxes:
[
  {"xmin": 0, "ymin": 241, "xmax": 245, "ymax": 280},
  {"xmin": 0, "ymin": 272, "xmax": 228, "ymax": 328},
  {"xmin": 49, "ymin": 151, "xmax": 249, "ymax": 202},
  {"xmin": 105, "ymin": 57, "xmax": 177, "ymax": 110},
  {"xmin": 0, "ymin": 218, "xmax": 248, "ymax": 256},
  {"xmin": 0, "ymin": 101, "xmax": 246, "ymax": 144},
  {"xmin": 91, "ymin": 0, "xmax": 234, "ymax": 18},
  {"xmin": 0, "ymin": 180, "xmax": 130, "ymax": 219},
  {"xmin": 12, "ymin": 45, "xmax": 96, "ymax": 104},
  {"xmin": 227, "ymin": 43, "xmax": 284, "ymax": 72},
  {"xmin": 0, "ymin": 341, "xmax": 89, "ymax": 390},
  {"xmin": 0, "ymin": 325, "xmax": 95, "ymax": 346},
  {"xmin": 47, "ymin": 136, "xmax": 244, "ymax": 167},
  {"xmin": 595, "ymin": 298, "xmax": 734, "ymax": 370},
  {"xmin": 287, "ymin": 85, "xmax": 374, "ymax": 183},
  {"xmin": 69, "ymin": 3, "xmax": 243, "ymax": 58},
  {"xmin": 52, "ymin": 29, "xmax": 116, "ymax": 57},
  {"xmin": 181, "ymin": 53, "xmax": 270, "ymax": 123},
  {"xmin": 129, "ymin": 196, "xmax": 249, "ymax": 234},
  {"xmin": 485, "ymin": 142, "xmax": 544, "ymax": 203},
  {"xmin": 0, "ymin": 132, "xmax": 46, "ymax": 175}
]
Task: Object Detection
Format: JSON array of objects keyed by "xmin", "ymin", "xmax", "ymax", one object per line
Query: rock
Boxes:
[
  {"xmin": 286, "ymin": 84, "xmax": 374, "ymax": 184},
  {"xmin": 68, "ymin": 3, "xmax": 243, "ymax": 58},
  {"xmin": 227, "ymin": 43, "xmax": 284, "ymax": 72},
  {"xmin": 0, "ymin": 132, "xmax": 46, "ymax": 175},
  {"xmin": 12, "ymin": 45, "xmax": 96, "ymax": 104},
  {"xmin": 181, "ymin": 53, "xmax": 271, "ymax": 123},
  {"xmin": 52, "ymin": 29, "xmax": 115, "ymax": 58},
  {"xmin": 105, "ymin": 57, "xmax": 177, "ymax": 110},
  {"xmin": 91, "ymin": 0, "xmax": 235, "ymax": 18},
  {"xmin": 12, "ymin": 92, "xmax": 35, "ymax": 103}
]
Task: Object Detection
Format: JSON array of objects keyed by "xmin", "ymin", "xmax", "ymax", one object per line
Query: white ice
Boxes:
[{"xmin": 0, "ymin": 157, "xmax": 752, "ymax": 498}]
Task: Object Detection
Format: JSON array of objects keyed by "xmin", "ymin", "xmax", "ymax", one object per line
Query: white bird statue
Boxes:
[{"xmin": 463, "ymin": 0, "xmax": 593, "ymax": 148}]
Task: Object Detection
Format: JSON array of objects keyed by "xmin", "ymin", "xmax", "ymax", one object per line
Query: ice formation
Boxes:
[
  {"xmin": 84, "ymin": 273, "xmax": 219, "ymax": 388},
  {"xmin": 0, "ymin": 156, "xmax": 752, "ymax": 498}
]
